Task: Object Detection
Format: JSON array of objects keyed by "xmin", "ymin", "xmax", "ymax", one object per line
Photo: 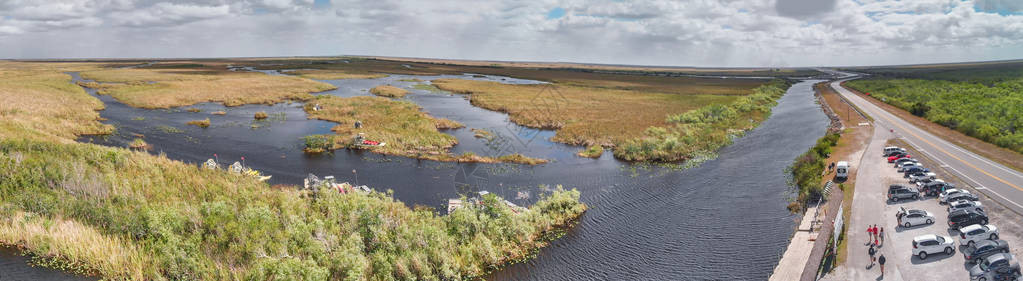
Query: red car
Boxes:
[{"xmin": 888, "ymin": 154, "xmax": 911, "ymax": 163}]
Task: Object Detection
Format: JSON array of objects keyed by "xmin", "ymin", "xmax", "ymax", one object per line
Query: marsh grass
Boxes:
[
  {"xmin": 411, "ymin": 83, "xmax": 444, "ymax": 93},
  {"xmin": 284, "ymin": 69, "xmax": 388, "ymax": 80},
  {"xmin": 0, "ymin": 61, "xmax": 584, "ymax": 280},
  {"xmin": 432, "ymin": 79, "xmax": 738, "ymax": 146},
  {"xmin": 79, "ymin": 67, "xmax": 336, "ymax": 109},
  {"xmin": 186, "ymin": 108, "xmax": 200, "ymax": 113},
  {"xmin": 211, "ymin": 111, "xmax": 226, "ymax": 115},
  {"xmin": 303, "ymin": 95, "xmax": 544, "ymax": 164},
  {"xmin": 186, "ymin": 118, "xmax": 210, "ymax": 128},
  {"xmin": 577, "ymin": 145, "xmax": 604, "ymax": 158},
  {"xmin": 369, "ymin": 85, "xmax": 409, "ymax": 98},
  {"xmin": 128, "ymin": 138, "xmax": 148, "ymax": 150},
  {"xmin": 154, "ymin": 125, "xmax": 183, "ymax": 134},
  {"xmin": 253, "ymin": 111, "xmax": 268, "ymax": 120}
]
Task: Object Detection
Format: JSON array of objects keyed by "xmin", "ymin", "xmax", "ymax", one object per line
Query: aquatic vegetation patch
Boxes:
[
  {"xmin": 303, "ymin": 95, "xmax": 544, "ymax": 164},
  {"xmin": 211, "ymin": 111, "xmax": 226, "ymax": 115},
  {"xmin": 577, "ymin": 144, "xmax": 604, "ymax": 158},
  {"xmin": 369, "ymin": 85, "xmax": 409, "ymax": 98},
  {"xmin": 284, "ymin": 69, "xmax": 388, "ymax": 80},
  {"xmin": 186, "ymin": 118, "xmax": 210, "ymax": 128},
  {"xmin": 253, "ymin": 111, "xmax": 268, "ymax": 120},
  {"xmin": 154, "ymin": 125, "xmax": 183, "ymax": 134},
  {"xmin": 411, "ymin": 83, "xmax": 444, "ymax": 93}
]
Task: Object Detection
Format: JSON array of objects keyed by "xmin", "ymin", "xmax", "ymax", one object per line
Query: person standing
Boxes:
[
  {"xmin": 868, "ymin": 244, "xmax": 877, "ymax": 267},
  {"xmin": 872, "ymin": 225, "xmax": 879, "ymax": 246},
  {"xmin": 880, "ymin": 227, "xmax": 885, "ymax": 246},
  {"xmin": 866, "ymin": 225, "xmax": 873, "ymax": 244},
  {"xmin": 879, "ymin": 254, "xmax": 887, "ymax": 277}
]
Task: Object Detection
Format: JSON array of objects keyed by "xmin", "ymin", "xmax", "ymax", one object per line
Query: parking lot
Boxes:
[{"xmin": 825, "ymin": 126, "xmax": 1023, "ymax": 280}]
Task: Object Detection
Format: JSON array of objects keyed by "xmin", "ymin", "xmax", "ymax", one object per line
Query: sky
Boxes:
[{"xmin": 1, "ymin": 0, "xmax": 1021, "ymax": 67}]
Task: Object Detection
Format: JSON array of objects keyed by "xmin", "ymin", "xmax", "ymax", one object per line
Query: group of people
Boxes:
[{"xmin": 867, "ymin": 224, "xmax": 887, "ymax": 278}]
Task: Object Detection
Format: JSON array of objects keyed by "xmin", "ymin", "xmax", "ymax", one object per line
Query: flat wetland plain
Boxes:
[{"xmin": 0, "ymin": 57, "xmax": 825, "ymax": 280}]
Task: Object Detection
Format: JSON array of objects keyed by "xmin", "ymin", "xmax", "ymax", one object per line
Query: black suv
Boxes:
[
  {"xmin": 949, "ymin": 209, "xmax": 989, "ymax": 230},
  {"xmin": 964, "ymin": 239, "xmax": 1010, "ymax": 264},
  {"xmin": 888, "ymin": 185, "xmax": 920, "ymax": 202},
  {"xmin": 921, "ymin": 181, "xmax": 954, "ymax": 197}
]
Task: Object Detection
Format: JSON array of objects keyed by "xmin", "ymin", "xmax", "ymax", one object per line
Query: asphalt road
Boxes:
[{"xmin": 830, "ymin": 78, "xmax": 1023, "ymax": 215}]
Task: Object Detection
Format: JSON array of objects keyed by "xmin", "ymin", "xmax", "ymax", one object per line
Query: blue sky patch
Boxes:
[
  {"xmin": 547, "ymin": 7, "xmax": 566, "ymax": 19},
  {"xmin": 314, "ymin": 0, "xmax": 331, "ymax": 9}
]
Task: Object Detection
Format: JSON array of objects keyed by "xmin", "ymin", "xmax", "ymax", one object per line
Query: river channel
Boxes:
[{"xmin": 1, "ymin": 70, "xmax": 829, "ymax": 280}]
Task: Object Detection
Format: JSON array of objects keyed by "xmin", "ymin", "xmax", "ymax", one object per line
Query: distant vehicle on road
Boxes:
[
  {"xmin": 959, "ymin": 224, "xmax": 1000, "ymax": 247},
  {"xmin": 888, "ymin": 185, "xmax": 920, "ymax": 202},
  {"xmin": 964, "ymin": 239, "xmax": 1010, "ymax": 264},
  {"xmin": 949, "ymin": 209, "xmax": 989, "ymax": 230},
  {"xmin": 836, "ymin": 161, "xmax": 849, "ymax": 179},
  {"xmin": 949, "ymin": 200, "xmax": 984, "ymax": 213},
  {"xmin": 888, "ymin": 154, "xmax": 912, "ymax": 163},
  {"xmin": 913, "ymin": 234, "xmax": 955, "ymax": 260},
  {"xmin": 897, "ymin": 207, "xmax": 934, "ymax": 228},
  {"xmin": 969, "ymin": 253, "xmax": 1020, "ymax": 281}
]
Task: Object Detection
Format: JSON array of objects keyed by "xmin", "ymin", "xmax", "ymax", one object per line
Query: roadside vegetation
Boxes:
[
  {"xmin": 0, "ymin": 62, "xmax": 586, "ymax": 280},
  {"xmin": 369, "ymin": 85, "xmax": 409, "ymax": 98},
  {"xmin": 789, "ymin": 132, "xmax": 841, "ymax": 208},
  {"xmin": 78, "ymin": 65, "xmax": 336, "ymax": 109},
  {"xmin": 303, "ymin": 95, "xmax": 545, "ymax": 164},
  {"xmin": 845, "ymin": 63, "xmax": 1023, "ymax": 154}
]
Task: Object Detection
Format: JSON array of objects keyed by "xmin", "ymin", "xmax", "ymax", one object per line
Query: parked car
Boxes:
[
  {"xmin": 903, "ymin": 166, "xmax": 931, "ymax": 177},
  {"xmin": 885, "ymin": 149, "xmax": 908, "ymax": 157},
  {"xmin": 960, "ymin": 224, "xmax": 1000, "ymax": 247},
  {"xmin": 888, "ymin": 154, "xmax": 912, "ymax": 163},
  {"xmin": 949, "ymin": 209, "xmax": 989, "ymax": 230},
  {"xmin": 922, "ymin": 180, "xmax": 955, "ymax": 197},
  {"xmin": 913, "ymin": 234, "xmax": 956, "ymax": 260},
  {"xmin": 964, "ymin": 239, "xmax": 1011, "ymax": 264},
  {"xmin": 970, "ymin": 253, "xmax": 1021, "ymax": 281},
  {"xmin": 949, "ymin": 199, "xmax": 985, "ymax": 213},
  {"xmin": 898, "ymin": 162, "xmax": 922, "ymax": 172},
  {"xmin": 888, "ymin": 185, "xmax": 920, "ymax": 202},
  {"xmin": 835, "ymin": 161, "xmax": 849, "ymax": 180},
  {"xmin": 946, "ymin": 192, "xmax": 981, "ymax": 204},
  {"xmin": 893, "ymin": 157, "xmax": 918, "ymax": 166},
  {"xmin": 897, "ymin": 207, "xmax": 935, "ymax": 228},
  {"xmin": 908, "ymin": 172, "xmax": 937, "ymax": 183},
  {"xmin": 883, "ymin": 146, "xmax": 905, "ymax": 156},
  {"xmin": 940, "ymin": 188, "xmax": 970, "ymax": 203}
]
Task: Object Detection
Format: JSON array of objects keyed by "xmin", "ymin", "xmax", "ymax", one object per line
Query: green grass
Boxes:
[
  {"xmin": 186, "ymin": 118, "xmax": 211, "ymax": 128},
  {"xmin": 846, "ymin": 70, "xmax": 1023, "ymax": 153},
  {"xmin": 788, "ymin": 132, "xmax": 841, "ymax": 208},
  {"xmin": 369, "ymin": 85, "xmax": 409, "ymax": 98},
  {"xmin": 614, "ymin": 80, "xmax": 791, "ymax": 162},
  {"xmin": 577, "ymin": 145, "xmax": 604, "ymax": 158}
]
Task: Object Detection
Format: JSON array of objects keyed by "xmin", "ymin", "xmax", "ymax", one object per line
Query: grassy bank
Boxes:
[
  {"xmin": 303, "ymin": 95, "xmax": 545, "ymax": 165},
  {"xmin": 789, "ymin": 132, "xmax": 841, "ymax": 208},
  {"xmin": 369, "ymin": 85, "xmax": 409, "ymax": 98},
  {"xmin": 0, "ymin": 62, "xmax": 584, "ymax": 280},
  {"xmin": 432, "ymin": 79, "xmax": 741, "ymax": 147},
  {"xmin": 78, "ymin": 66, "xmax": 336, "ymax": 109},
  {"xmin": 284, "ymin": 69, "xmax": 388, "ymax": 80}
]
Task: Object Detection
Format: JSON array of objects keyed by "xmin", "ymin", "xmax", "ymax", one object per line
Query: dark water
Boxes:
[
  {"xmin": 0, "ymin": 246, "xmax": 96, "ymax": 281},
  {"xmin": 2, "ymin": 70, "xmax": 828, "ymax": 280}
]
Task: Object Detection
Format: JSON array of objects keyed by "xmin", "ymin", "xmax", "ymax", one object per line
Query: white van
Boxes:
[{"xmin": 836, "ymin": 161, "xmax": 850, "ymax": 179}]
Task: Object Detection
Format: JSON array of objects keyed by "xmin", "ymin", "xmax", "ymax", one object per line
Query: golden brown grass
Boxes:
[
  {"xmin": 211, "ymin": 111, "xmax": 226, "ymax": 115},
  {"xmin": 0, "ymin": 211, "xmax": 152, "ymax": 279},
  {"xmin": 0, "ymin": 62, "xmax": 113, "ymax": 142},
  {"xmin": 432, "ymin": 79, "xmax": 738, "ymax": 146},
  {"xmin": 434, "ymin": 118, "xmax": 464, "ymax": 129},
  {"xmin": 253, "ymin": 111, "xmax": 268, "ymax": 120},
  {"xmin": 369, "ymin": 85, "xmax": 409, "ymax": 98},
  {"xmin": 303, "ymin": 95, "xmax": 544, "ymax": 164},
  {"xmin": 79, "ymin": 68, "xmax": 336, "ymax": 109},
  {"xmin": 186, "ymin": 118, "xmax": 210, "ymax": 128},
  {"xmin": 284, "ymin": 69, "xmax": 387, "ymax": 80},
  {"xmin": 186, "ymin": 108, "xmax": 200, "ymax": 113}
]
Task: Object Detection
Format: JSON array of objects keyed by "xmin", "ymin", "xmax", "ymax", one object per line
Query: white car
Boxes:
[
  {"xmin": 940, "ymin": 189, "xmax": 971, "ymax": 203},
  {"xmin": 898, "ymin": 208, "xmax": 935, "ymax": 228},
  {"xmin": 949, "ymin": 200, "xmax": 984, "ymax": 213},
  {"xmin": 909, "ymin": 172, "xmax": 937, "ymax": 183},
  {"xmin": 960, "ymin": 224, "xmax": 1000, "ymax": 247},
  {"xmin": 913, "ymin": 234, "xmax": 956, "ymax": 260}
]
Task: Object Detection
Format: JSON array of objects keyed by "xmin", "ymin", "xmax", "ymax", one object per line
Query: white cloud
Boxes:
[{"xmin": 0, "ymin": 0, "xmax": 1020, "ymax": 66}]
